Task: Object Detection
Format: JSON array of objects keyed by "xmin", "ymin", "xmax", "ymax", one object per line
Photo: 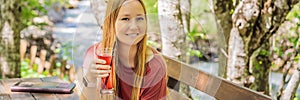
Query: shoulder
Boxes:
[
  {"xmin": 82, "ymin": 43, "xmax": 100, "ymax": 68},
  {"xmin": 145, "ymin": 46, "xmax": 167, "ymax": 77},
  {"xmin": 85, "ymin": 42, "xmax": 102, "ymax": 56},
  {"xmin": 142, "ymin": 47, "xmax": 167, "ymax": 87},
  {"xmin": 86, "ymin": 43, "xmax": 100, "ymax": 53},
  {"xmin": 146, "ymin": 46, "xmax": 162, "ymax": 63}
]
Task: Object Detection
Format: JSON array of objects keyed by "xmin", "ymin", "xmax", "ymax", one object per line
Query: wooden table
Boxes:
[{"xmin": 0, "ymin": 77, "xmax": 79, "ymax": 100}]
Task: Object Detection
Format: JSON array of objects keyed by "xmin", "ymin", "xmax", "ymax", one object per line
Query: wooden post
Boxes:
[
  {"xmin": 20, "ymin": 39, "xmax": 27, "ymax": 62},
  {"xmin": 60, "ymin": 60, "xmax": 67, "ymax": 79},
  {"xmin": 30, "ymin": 45, "xmax": 37, "ymax": 69},
  {"xmin": 38, "ymin": 49, "xmax": 47, "ymax": 73},
  {"xmin": 49, "ymin": 55, "xmax": 55, "ymax": 75}
]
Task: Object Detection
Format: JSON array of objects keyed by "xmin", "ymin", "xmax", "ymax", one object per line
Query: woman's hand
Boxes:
[{"xmin": 86, "ymin": 58, "xmax": 111, "ymax": 83}]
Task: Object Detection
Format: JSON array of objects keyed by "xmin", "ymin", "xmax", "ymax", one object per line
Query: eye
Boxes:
[
  {"xmin": 136, "ymin": 17, "xmax": 144, "ymax": 21},
  {"xmin": 121, "ymin": 18, "xmax": 129, "ymax": 21}
]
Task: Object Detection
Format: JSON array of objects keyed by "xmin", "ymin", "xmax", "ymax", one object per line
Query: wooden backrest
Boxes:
[{"xmin": 163, "ymin": 55, "xmax": 272, "ymax": 100}]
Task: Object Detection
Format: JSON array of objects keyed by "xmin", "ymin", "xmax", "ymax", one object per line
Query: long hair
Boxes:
[{"xmin": 102, "ymin": 0, "xmax": 148, "ymax": 100}]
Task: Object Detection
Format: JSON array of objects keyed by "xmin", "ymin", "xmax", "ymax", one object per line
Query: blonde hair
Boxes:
[{"xmin": 102, "ymin": 0, "xmax": 148, "ymax": 99}]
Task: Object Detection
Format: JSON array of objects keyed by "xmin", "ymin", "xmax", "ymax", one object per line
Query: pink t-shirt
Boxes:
[{"xmin": 83, "ymin": 44, "xmax": 167, "ymax": 100}]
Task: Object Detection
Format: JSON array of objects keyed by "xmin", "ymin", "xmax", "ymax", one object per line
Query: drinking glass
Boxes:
[{"xmin": 96, "ymin": 48, "xmax": 114, "ymax": 94}]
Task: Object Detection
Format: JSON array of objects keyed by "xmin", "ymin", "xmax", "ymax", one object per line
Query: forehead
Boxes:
[{"xmin": 119, "ymin": 0, "xmax": 145, "ymax": 15}]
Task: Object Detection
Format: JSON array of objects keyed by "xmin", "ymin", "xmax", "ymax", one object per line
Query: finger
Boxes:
[
  {"xmin": 93, "ymin": 58, "xmax": 106, "ymax": 64},
  {"xmin": 94, "ymin": 65, "xmax": 111, "ymax": 70},
  {"xmin": 89, "ymin": 63, "xmax": 99, "ymax": 70},
  {"xmin": 96, "ymin": 74, "xmax": 109, "ymax": 78},
  {"xmin": 91, "ymin": 69, "xmax": 111, "ymax": 74}
]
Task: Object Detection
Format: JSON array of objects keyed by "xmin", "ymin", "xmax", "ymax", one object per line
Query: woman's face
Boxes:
[{"xmin": 115, "ymin": 0, "xmax": 146, "ymax": 45}]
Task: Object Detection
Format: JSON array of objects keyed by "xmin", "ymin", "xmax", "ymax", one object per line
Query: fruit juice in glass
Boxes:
[{"xmin": 96, "ymin": 48, "xmax": 114, "ymax": 94}]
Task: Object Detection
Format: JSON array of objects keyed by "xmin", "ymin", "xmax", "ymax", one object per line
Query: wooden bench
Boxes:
[
  {"xmin": 76, "ymin": 55, "xmax": 272, "ymax": 100},
  {"xmin": 163, "ymin": 55, "xmax": 272, "ymax": 100}
]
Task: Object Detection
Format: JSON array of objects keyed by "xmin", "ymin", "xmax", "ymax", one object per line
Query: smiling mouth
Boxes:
[{"xmin": 126, "ymin": 33, "xmax": 139, "ymax": 36}]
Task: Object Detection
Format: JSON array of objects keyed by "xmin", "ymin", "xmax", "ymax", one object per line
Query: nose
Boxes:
[{"xmin": 128, "ymin": 20, "xmax": 139, "ymax": 32}]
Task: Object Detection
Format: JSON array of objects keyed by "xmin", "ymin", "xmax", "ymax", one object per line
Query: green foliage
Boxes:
[
  {"xmin": 147, "ymin": 40, "xmax": 161, "ymax": 48},
  {"xmin": 20, "ymin": 0, "xmax": 68, "ymax": 27},
  {"xmin": 187, "ymin": 48, "xmax": 203, "ymax": 58},
  {"xmin": 295, "ymin": 54, "xmax": 300, "ymax": 63},
  {"xmin": 187, "ymin": 26, "xmax": 207, "ymax": 42},
  {"xmin": 44, "ymin": 0, "xmax": 67, "ymax": 6},
  {"xmin": 259, "ymin": 49, "xmax": 269, "ymax": 56},
  {"xmin": 186, "ymin": 26, "xmax": 207, "ymax": 59},
  {"xmin": 294, "ymin": 94, "xmax": 299, "ymax": 100},
  {"xmin": 21, "ymin": 58, "xmax": 47, "ymax": 78},
  {"xmin": 55, "ymin": 42, "xmax": 73, "ymax": 61},
  {"xmin": 143, "ymin": 0, "xmax": 158, "ymax": 14},
  {"xmin": 21, "ymin": 0, "xmax": 47, "ymax": 26},
  {"xmin": 287, "ymin": 2, "xmax": 300, "ymax": 20}
]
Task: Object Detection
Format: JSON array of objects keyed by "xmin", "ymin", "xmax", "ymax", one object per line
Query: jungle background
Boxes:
[{"xmin": 0, "ymin": 0, "xmax": 299, "ymax": 100}]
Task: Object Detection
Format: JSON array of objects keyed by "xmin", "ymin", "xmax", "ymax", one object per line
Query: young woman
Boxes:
[{"xmin": 83, "ymin": 0, "xmax": 167, "ymax": 99}]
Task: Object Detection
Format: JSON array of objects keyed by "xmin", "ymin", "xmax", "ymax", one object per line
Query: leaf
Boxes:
[
  {"xmin": 42, "ymin": 70, "xmax": 49, "ymax": 76},
  {"xmin": 188, "ymin": 49, "xmax": 203, "ymax": 58},
  {"xmin": 259, "ymin": 49, "xmax": 267, "ymax": 55},
  {"xmin": 259, "ymin": 61, "xmax": 263, "ymax": 64},
  {"xmin": 33, "ymin": 64, "xmax": 38, "ymax": 71},
  {"xmin": 55, "ymin": 48, "xmax": 61, "ymax": 53}
]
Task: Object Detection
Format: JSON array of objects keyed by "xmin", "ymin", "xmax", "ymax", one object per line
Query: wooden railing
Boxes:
[
  {"xmin": 20, "ymin": 39, "xmax": 75, "ymax": 82},
  {"xmin": 163, "ymin": 55, "xmax": 272, "ymax": 100}
]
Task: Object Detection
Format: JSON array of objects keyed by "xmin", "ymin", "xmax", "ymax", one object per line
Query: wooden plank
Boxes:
[
  {"xmin": 1, "ymin": 78, "xmax": 21, "ymax": 93},
  {"xmin": 214, "ymin": 80, "xmax": 271, "ymax": 100},
  {"xmin": 0, "ymin": 80, "xmax": 7, "ymax": 93},
  {"xmin": 168, "ymin": 88, "xmax": 190, "ymax": 100},
  {"xmin": 21, "ymin": 78, "xmax": 59, "ymax": 100},
  {"xmin": 0, "ymin": 94, "xmax": 10, "ymax": 99},
  {"xmin": 41, "ymin": 76, "xmax": 79, "ymax": 100},
  {"xmin": 163, "ymin": 55, "xmax": 272, "ymax": 100},
  {"xmin": 1, "ymin": 78, "xmax": 35, "ymax": 100},
  {"xmin": 31, "ymin": 93, "xmax": 59, "ymax": 100},
  {"xmin": 10, "ymin": 93, "xmax": 35, "ymax": 100},
  {"xmin": 40, "ymin": 76, "xmax": 63, "ymax": 82}
]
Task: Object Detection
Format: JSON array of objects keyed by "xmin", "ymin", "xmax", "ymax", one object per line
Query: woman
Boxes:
[{"xmin": 82, "ymin": 0, "xmax": 167, "ymax": 99}]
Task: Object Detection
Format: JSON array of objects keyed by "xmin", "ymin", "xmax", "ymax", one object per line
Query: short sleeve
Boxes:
[
  {"xmin": 140, "ymin": 54, "xmax": 167, "ymax": 100},
  {"xmin": 82, "ymin": 44, "xmax": 96, "ymax": 70}
]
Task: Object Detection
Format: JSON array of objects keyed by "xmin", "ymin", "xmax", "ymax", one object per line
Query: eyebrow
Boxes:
[{"xmin": 120, "ymin": 14, "xmax": 145, "ymax": 17}]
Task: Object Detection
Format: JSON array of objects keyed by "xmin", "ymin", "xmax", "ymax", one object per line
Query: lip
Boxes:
[{"xmin": 125, "ymin": 33, "xmax": 139, "ymax": 37}]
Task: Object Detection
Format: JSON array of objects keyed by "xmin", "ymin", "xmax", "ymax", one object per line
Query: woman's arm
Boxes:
[
  {"xmin": 81, "ymin": 44, "xmax": 111, "ymax": 99},
  {"xmin": 80, "ymin": 45, "xmax": 100, "ymax": 100}
]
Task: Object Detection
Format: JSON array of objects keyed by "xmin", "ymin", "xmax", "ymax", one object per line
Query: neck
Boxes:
[{"xmin": 117, "ymin": 41, "xmax": 138, "ymax": 68}]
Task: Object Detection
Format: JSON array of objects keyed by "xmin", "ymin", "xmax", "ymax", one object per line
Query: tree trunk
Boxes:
[
  {"xmin": 158, "ymin": 0, "xmax": 186, "ymax": 60},
  {"xmin": 282, "ymin": 65, "xmax": 300, "ymax": 100},
  {"xmin": 281, "ymin": 27, "xmax": 300, "ymax": 100},
  {"xmin": 158, "ymin": 0, "xmax": 191, "ymax": 98},
  {"xmin": 214, "ymin": 0, "xmax": 299, "ymax": 95},
  {"xmin": 211, "ymin": 0, "xmax": 234, "ymax": 77},
  {"xmin": 0, "ymin": 0, "xmax": 23, "ymax": 78}
]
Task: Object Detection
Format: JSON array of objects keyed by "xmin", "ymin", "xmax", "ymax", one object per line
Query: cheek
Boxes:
[
  {"xmin": 115, "ymin": 22, "xmax": 127, "ymax": 34},
  {"xmin": 138, "ymin": 22, "xmax": 147, "ymax": 33}
]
